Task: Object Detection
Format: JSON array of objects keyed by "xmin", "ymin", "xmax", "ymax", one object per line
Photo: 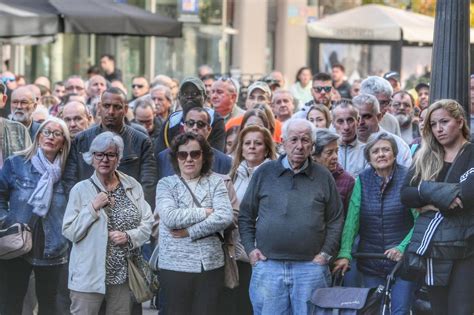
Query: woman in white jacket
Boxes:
[
  {"xmin": 62, "ymin": 132, "xmax": 153, "ymax": 315},
  {"xmin": 228, "ymin": 125, "xmax": 277, "ymax": 315}
]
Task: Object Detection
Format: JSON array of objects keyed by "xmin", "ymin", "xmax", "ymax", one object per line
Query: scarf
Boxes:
[{"xmin": 28, "ymin": 148, "xmax": 62, "ymax": 217}]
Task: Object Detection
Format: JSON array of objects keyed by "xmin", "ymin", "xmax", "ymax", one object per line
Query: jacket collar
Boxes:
[{"xmin": 90, "ymin": 170, "xmax": 134, "ymax": 191}]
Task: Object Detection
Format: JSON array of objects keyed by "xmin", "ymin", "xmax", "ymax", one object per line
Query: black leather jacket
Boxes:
[{"xmin": 63, "ymin": 124, "xmax": 157, "ymax": 208}]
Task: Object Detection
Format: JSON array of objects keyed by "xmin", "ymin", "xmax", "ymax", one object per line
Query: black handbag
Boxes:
[{"xmin": 400, "ymin": 250, "xmax": 426, "ymax": 282}]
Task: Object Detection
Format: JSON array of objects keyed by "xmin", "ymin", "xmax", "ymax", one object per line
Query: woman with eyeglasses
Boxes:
[
  {"xmin": 0, "ymin": 117, "xmax": 71, "ymax": 315},
  {"xmin": 63, "ymin": 131, "xmax": 153, "ymax": 314},
  {"xmin": 156, "ymin": 132, "xmax": 233, "ymax": 315}
]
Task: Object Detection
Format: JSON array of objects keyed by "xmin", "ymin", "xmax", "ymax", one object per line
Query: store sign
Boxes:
[
  {"xmin": 179, "ymin": 0, "xmax": 200, "ymax": 22},
  {"xmin": 288, "ymin": 5, "xmax": 318, "ymax": 25}
]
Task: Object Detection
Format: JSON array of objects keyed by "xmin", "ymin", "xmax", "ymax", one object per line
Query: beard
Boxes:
[
  {"xmin": 395, "ymin": 114, "xmax": 412, "ymax": 127},
  {"xmin": 12, "ymin": 110, "xmax": 28, "ymax": 123}
]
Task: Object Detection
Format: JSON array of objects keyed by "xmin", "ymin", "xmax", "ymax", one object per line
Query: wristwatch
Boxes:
[{"xmin": 319, "ymin": 252, "xmax": 332, "ymax": 262}]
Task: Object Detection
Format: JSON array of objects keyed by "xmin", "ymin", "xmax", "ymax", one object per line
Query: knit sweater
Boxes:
[{"xmin": 239, "ymin": 155, "xmax": 344, "ymax": 260}]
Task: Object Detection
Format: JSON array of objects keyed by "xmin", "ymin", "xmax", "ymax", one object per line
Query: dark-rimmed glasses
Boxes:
[
  {"xmin": 93, "ymin": 152, "xmax": 118, "ymax": 161},
  {"xmin": 177, "ymin": 150, "xmax": 202, "ymax": 161},
  {"xmin": 41, "ymin": 129, "xmax": 64, "ymax": 139}
]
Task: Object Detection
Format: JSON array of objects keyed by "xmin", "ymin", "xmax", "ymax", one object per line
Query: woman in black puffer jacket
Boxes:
[{"xmin": 401, "ymin": 99, "xmax": 474, "ymax": 315}]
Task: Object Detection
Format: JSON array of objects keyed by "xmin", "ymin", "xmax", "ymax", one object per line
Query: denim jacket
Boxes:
[{"xmin": 0, "ymin": 155, "xmax": 68, "ymax": 264}]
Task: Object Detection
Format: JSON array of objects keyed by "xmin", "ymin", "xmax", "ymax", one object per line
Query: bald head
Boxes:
[{"xmin": 61, "ymin": 101, "xmax": 92, "ymax": 137}]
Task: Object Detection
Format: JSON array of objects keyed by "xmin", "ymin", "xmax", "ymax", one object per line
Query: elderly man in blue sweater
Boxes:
[{"xmin": 239, "ymin": 118, "xmax": 344, "ymax": 315}]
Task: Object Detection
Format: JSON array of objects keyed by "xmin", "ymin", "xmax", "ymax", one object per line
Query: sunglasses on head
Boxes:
[
  {"xmin": 313, "ymin": 86, "xmax": 332, "ymax": 93},
  {"xmin": 177, "ymin": 150, "xmax": 202, "ymax": 161},
  {"xmin": 184, "ymin": 119, "xmax": 208, "ymax": 129}
]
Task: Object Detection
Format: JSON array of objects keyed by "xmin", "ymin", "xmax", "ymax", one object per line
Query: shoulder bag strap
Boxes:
[
  {"xmin": 178, "ymin": 176, "xmax": 202, "ymax": 207},
  {"xmin": 89, "ymin": 178, "xmax": 103, "ymax": 193}
]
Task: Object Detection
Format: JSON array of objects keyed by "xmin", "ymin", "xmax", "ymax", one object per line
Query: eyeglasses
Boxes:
[
  {"xmin": 41, "ymin": 129, "xmax": 64, "ymax": 139},
  {"xmin": 177, "ymin": 150, "xmax": 202, "ymax": 161},
  {"xmin": 217, "ymin": 76, "xmax": 239, "ymax": 91},
  {"xmin": 132, "ymin": 84, "xmax": 145, "ymax": 89},
  {"xmin": 312, "ymin": 86, "xmax": 332, "ymax": 93},
  {"xmin": 11, "ymin": 100, "xmax": 34, "ymax": 107},
  {"xmin": 184, "ymin": 120, "xmax": 208, "ymax": 129},
  {"xmin": 1, "ymin": 77, "xmax": 15, "ymax": 84},
  {"xmin": 378, "ymin": 99, "xmax": 391, "ymax": 107},
  {"xmin": 93, "ymin": 152, "xmax": 119, "ymax": 161}
]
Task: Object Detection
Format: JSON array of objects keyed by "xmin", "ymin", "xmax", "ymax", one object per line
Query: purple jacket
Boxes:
[{"xmin": 332, "ymin": 163, "xmax": 355, "ymax": 216}]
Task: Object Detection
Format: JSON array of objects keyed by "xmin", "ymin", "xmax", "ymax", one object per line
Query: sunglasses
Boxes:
[
  {"xmin": 177, "ymin": 150, "xmax": 202, "ymax": 161},
  {"xmin": 313, "ymin": 86, "xmax": 332, "ymax": 93},
  {"xmin": 132, "ymin": 84, "xmax": 145, "ymax": 89},
  {"xmin": 184, "ymin": 119, "xmax": 208, "ymax": 129}
]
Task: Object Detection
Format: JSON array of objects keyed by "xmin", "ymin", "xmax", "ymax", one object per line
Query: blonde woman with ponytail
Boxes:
[{"xmin": 401, "ymin": 99, "xmax": 474, "ymax": 315}]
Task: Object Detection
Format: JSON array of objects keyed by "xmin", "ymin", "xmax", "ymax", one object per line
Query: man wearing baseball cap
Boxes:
[
  {"xmin": 383, "ymin": 71, "xmax": 401, "ymax": 92},
  {"xmin": 154, "ymin": 77, "xmax": 226, "ymax": 153},
  {"xmin": 415, "ymin": 82, "xmax": 430, "ymax": 110},
  {"xmin": 225, "ymin": 81, "xmax": 282, "ymax": 143}
]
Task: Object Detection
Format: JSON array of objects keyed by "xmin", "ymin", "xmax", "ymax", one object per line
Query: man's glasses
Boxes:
[
  {"xmin": 132, "ymin": 84, "xmax": 145, "ymax": 89},
  {"xmin": 41, "ymin": 129, "xmax": 64, "ymax": 139},
  {"xmin": 312, "ymin": 86, "xmax": 332, "ymax": 93},
  {"xmin": 184, "ymin": 120, "xmax": 208, "ymax": 129},
  {"xmin": 1, "ymin": 77, "xmax": 15, "ymax": 84},
  {"xmin": 378, "ymin": 99, "xmax": 391, "ymax": 107},
  {"xmin": 65, "ymin": 85, "xmax": 84, "ymax": 91},
  {"xmin": 93, "ymin": 152, "xmax": 119, "ymax": 161},
  {"xmin": 177, "ymin": 150, "xmax": 202, "ymax": 161}
]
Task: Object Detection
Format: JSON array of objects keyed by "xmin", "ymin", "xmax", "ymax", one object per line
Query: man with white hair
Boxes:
[
  {"xmin": 64, "ymin": 76, "xmax": 87, "ymax": 98},
  {"xmin": 352, "ymin": 93, "xmax": 412, "ymax": 168},
  {"xmin": 360, "ymin": 76, "xmax": 401, "ymax": 137},
  {"xmin": 389, "ymin": 90, "xmax": 420, "ymax": 144},
  {"xmin": 239, "ymin": 118, "xmax": 343, "ymax": 315},
  {"xmin": 10, "ymin": 86, "xmax": 40, "ymax": 139},
  {"xmin": 150, "ymin": 85, "xmax": 172, "ymax": 120}
]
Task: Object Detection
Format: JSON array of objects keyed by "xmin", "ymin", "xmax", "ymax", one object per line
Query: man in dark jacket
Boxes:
[
  {"xmin": 156, "ymin": 107, "xmax": 231, "ymax": 181},
  {"xmin": 63, "ymin": 87, "xmax": 157, "ymax": 208},
  {"xmin": 154, "ymin": 77, "xmax": 225, "ymax": 153},
  {"xmin": 239, "ymin": 118, "xmax": 343, "ymax": 315}
]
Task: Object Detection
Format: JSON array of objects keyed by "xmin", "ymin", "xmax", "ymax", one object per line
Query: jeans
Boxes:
[
  {"xmin": 249, "ymin": 259, "xmax": 331, "ymax": 315},
  {"xmin": 363, "ymin": 273, "xmax": 416, "ymax": 315}
]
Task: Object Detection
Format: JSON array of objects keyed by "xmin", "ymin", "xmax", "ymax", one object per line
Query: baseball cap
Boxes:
[
  {"xmin": 247, "ymin": 81, "xmax": 272, "ymax": 98},
  {"xmin": 383, "ymin": 71, "xmax": 400, "ymax": 82},
  {"xmin": 415, "ymin": 82, "xmax": 430, "ymax": 92},
  {"xmin": 179, "ymin": 77, "xmax": 206, "ymax": 94}
]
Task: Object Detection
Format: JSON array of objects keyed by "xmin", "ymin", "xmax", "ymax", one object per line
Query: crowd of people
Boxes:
[{"xmin": 0, "ymin": 56, "xmax": 473, "ymax": 315}]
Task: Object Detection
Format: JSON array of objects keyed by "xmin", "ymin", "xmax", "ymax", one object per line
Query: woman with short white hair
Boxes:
[{"xmin": 63, "ymin": 131, "xmax": 153, "ymax": 315}]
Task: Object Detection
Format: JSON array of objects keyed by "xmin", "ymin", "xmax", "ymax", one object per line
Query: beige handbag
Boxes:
[{"xmin": 0, "ymin": 223, "xmax": 33, "ymax": 259}]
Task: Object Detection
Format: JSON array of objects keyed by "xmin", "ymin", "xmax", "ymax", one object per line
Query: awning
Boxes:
[
  {"xmin": 307, "ymin": 4, "xmax": 474, "ymax": 44},
  {"xmin": 0, "ymin": 0, "xmax": 182, "ymax": 38}
]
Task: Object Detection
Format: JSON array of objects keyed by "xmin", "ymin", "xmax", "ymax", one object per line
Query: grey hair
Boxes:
[
  {"xmin": 331, "ymin": 99, "xmax": 359, "ymax": 120},
  {"xmin": 352, "ymin": 93, "xmax": 380, "ymax": 115},
  {"xmin": 150, "ymin": 84, "xmax": 172, "ymax": 102},
  {"xmin": 82, "ymin": 131, "xmax": 124, "ymax": 165},
  {"xmin": 282, "ymin": 118, "xmax": 317, "ymax": 142},
  {"xmin": 363, "ymin": 132, "xmax": 398, "ymax": 163},
  {"xmin": 272, "ymin": 89, "xmax": 294, "ymax": 103},
  {"xmin": 313, "ymin": 129, "xmax": 340, "ymax": 156},
  {"xmin": 133, "ymin": 95, "xmax": 155, "ymax": 115},
  {"xmin": 65, "ymin": 75, "xmax": 84, "ymax": 87},
  {"xmin": 360, "ymin": 76, "xmax": 393, "ymax": 99}
]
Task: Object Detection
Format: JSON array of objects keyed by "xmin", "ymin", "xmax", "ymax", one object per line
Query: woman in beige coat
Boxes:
[{"xmin": 63, "ymin": 131, "xmax": 153, "ymax": 315}]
